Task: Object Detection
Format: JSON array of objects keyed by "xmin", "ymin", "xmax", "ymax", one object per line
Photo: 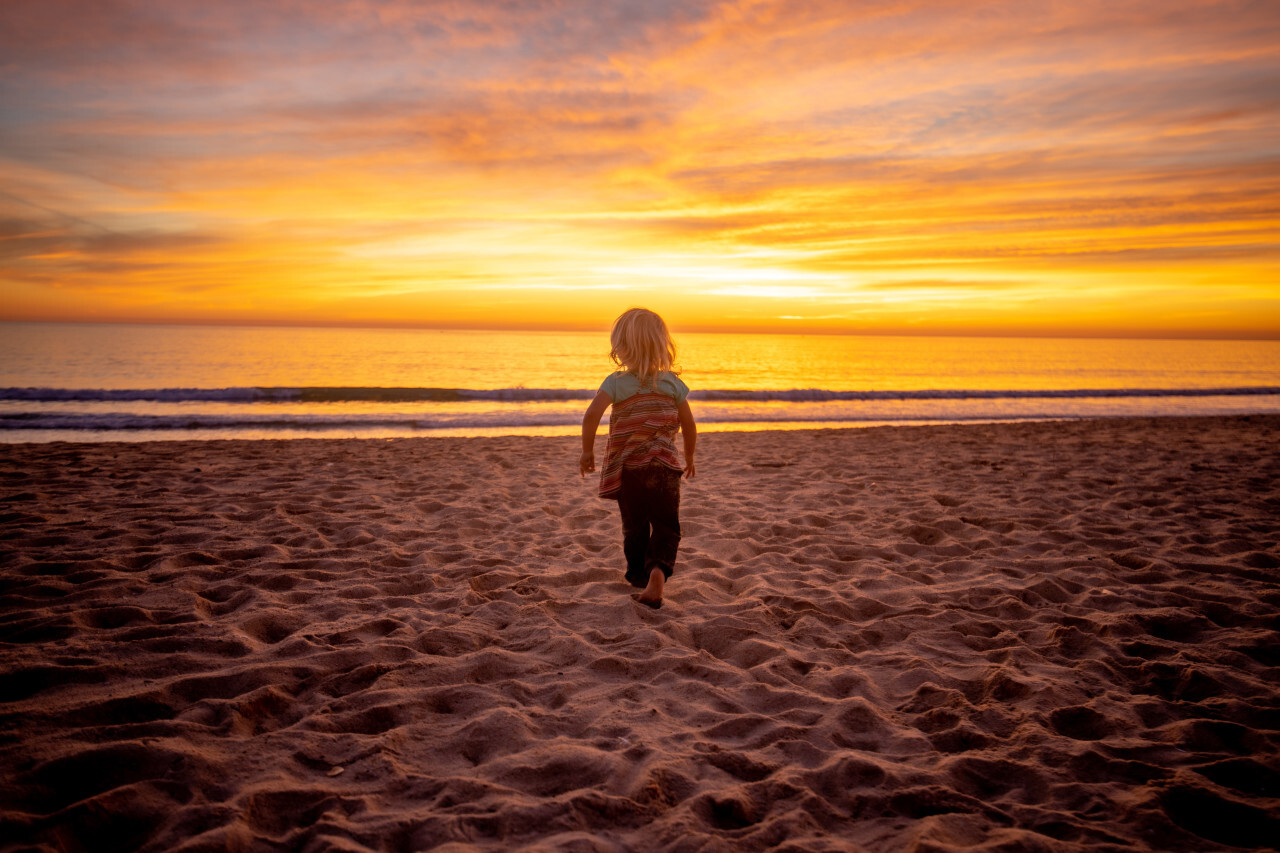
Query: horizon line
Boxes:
[{"xmin": 2, "ymin": 316, "xmax": 1278, "ymax": 343}]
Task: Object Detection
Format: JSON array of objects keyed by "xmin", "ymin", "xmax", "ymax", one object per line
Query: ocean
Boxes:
[{"xmin": 2, "ymin": 322, "xmax": 1278, "ymax": 442}]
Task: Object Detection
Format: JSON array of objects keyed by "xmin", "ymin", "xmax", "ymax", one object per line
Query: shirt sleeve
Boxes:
[
  {"xmin": 598, "ymin": 373, "xmax": 618, "ymax": 401},
  {"xmin": 666, "ymin": 374, "xmax": 690, "ymax": 404}
]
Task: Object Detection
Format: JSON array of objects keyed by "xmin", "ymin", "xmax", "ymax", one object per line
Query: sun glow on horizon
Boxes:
[{"xmin": 1, "ymin": 0, "xmax": 1278, "ymax": 338}]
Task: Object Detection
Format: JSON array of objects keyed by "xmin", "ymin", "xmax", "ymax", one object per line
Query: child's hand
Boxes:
[
  {"xmin": 684, "ymin": 459, "xmax": 696, "ymax": 479},
  {"xmin": 580, "ymin": 451, "xmax": 596, "ymax": 477}
]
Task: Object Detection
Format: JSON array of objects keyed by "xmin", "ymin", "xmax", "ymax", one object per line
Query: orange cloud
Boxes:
[{"xmin": 1, "ymin": 0, "xmax": 1277, "ymax": 337}]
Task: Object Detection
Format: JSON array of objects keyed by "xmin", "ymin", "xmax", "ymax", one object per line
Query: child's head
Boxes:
[{"xmin": 610, "ymin": 308, "xmax": 677, "ymax": 382}]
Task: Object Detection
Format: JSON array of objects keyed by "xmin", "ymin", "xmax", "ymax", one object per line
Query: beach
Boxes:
[{"xmin": 1, "ymin": 416, "xmax": 1278, "ymax": 852}]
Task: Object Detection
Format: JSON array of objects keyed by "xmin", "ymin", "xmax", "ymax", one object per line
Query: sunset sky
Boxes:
[{"xmin": 1, "ymin": 0, "xmax": 1278, "ymax": 337}]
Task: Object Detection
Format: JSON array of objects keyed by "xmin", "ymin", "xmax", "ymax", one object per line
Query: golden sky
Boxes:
[{"xmin": 2, "ymin": 0, "xmax": 1278, "ymax": 337}]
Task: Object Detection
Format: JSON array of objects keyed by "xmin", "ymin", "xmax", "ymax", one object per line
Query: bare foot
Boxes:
[{"xmin": 635, "ymin": 568, "xmax": 664, "ymax": 609}]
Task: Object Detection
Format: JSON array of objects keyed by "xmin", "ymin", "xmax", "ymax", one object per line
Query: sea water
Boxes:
[{"xmin": 1, "ymin": 322, "xmax": 1277, "ymax": 442}]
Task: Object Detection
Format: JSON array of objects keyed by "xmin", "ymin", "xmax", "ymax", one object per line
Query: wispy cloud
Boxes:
[{"xmin": 1, "ymin": 0, "xmax": 1277, "ymax": 335}]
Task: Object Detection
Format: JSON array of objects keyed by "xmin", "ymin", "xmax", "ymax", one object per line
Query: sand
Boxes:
[{"xmin": 1, "ymin": 416, "xmax": 1278, "ymax": 852}]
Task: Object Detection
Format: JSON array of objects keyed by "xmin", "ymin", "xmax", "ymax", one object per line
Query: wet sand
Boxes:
[{"xmin": 1, "ymin": 416, "xmax": 1278, "ymax": 852}]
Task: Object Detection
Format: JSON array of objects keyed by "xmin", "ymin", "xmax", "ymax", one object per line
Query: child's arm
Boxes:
[
  {"xmin": 677, "ymin": 399, "xmax": 697, "ymax": 479},
  {"xmin": 580, "ymin": 391, "xmax": 611, "ymax": 476}
]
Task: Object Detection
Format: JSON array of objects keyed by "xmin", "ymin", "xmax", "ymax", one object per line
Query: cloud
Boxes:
[
  {"xmin": 1, "ymin": 0, "xmax": 1277, "ymax": 332},
  {"xmin": 404, "ymin": 89, "xmax": 682, "ymax": 170},
  {"xmin": 0, "ymin": 0, "xmax": 712, "ymax": 86},
  {"xmin": 0, "ymin": 206, "xmax": 228, "ymax": 286},
  {"xmin": 854, "ymin": 278, "xmax": 1030, "ymax": 292}
]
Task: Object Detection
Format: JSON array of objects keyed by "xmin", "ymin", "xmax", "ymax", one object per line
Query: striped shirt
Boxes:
[{"xmin": 598, "ymin": 391, "xmax": 683, "ymax": 499}]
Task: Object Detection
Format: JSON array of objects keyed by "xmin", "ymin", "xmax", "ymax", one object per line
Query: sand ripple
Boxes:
[{"xmin": 1, "ymin": 416, "xmax": 1278, "ymax": 851}]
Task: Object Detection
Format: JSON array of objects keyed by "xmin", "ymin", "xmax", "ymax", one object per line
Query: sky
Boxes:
[{"xmin": 1, "ymin": 0, "xmax": 1278, "ymax": 338}]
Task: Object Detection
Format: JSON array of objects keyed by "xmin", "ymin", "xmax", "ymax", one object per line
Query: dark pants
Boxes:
[{"xmin": 617, "ymin": 463, "xmax": 682, "ymax": 588}]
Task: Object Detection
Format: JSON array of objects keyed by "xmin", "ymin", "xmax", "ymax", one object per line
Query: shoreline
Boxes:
[
  {"xmin": 2, "ymin": 414, "xmax": 1277, "ymax": 851},
  {"xmin": 4, "ymin": 410, "xmax": 1280, "ymax": 446}
]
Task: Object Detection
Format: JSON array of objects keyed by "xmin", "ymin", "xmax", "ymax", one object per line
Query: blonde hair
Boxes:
[{"xmin": 610, "ymin": 308, "xmax": 678, "ymax": 385}]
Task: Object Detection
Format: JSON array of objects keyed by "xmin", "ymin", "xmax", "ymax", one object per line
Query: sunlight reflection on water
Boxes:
[{"xmin": 3, "ymin": 323, "xmax": 1278, "ymax": 441}]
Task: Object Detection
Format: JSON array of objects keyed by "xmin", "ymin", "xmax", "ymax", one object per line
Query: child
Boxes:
[{"xmin": 580, "ymin": 308, "xmax": 697, "ymax": 609}]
